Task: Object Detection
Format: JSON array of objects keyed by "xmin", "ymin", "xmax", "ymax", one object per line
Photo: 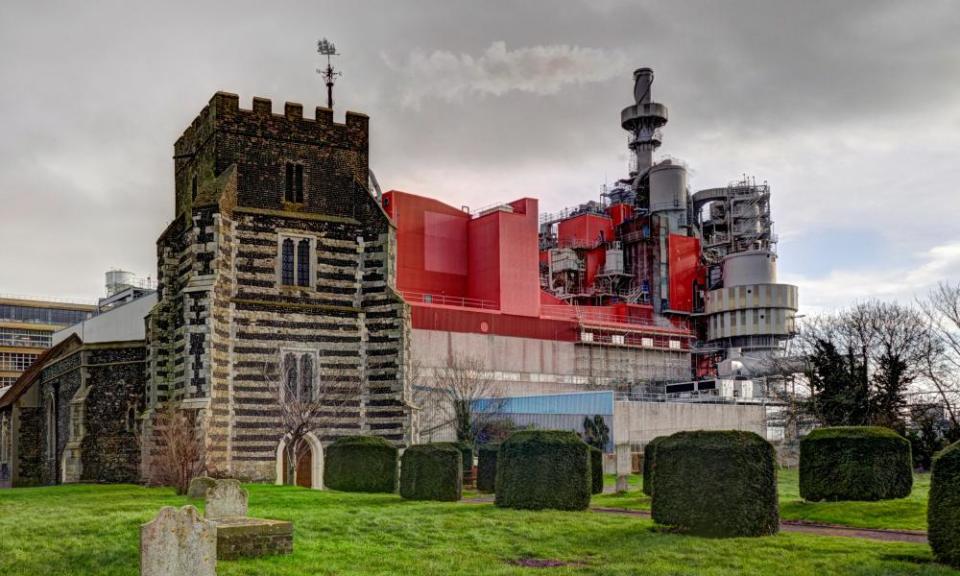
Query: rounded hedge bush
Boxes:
[
  {"xmin": 400, "ymin": 443, "xmax": 462, "ymax": 501},
  {"xmin": 643, "ymin": 436, "xmax": 667, "ymax": 496},
  {"xmin": 651, "ymin": 430, "xmax": 779, "ymax": 537},
  {"xmin": 477, "ymin": 444, "xmax": 499, "ymax": 493},
  {"xmin": 928, "ymin": 440, "xmax": 960, "ymax": 567},
  {"xmin": 590, "ymin": 447, "xmax": 604, "ymax": 495},
  {"xmin": 323, "ymin": 435, "xmax": 398, "ymax": 493},
  {"xmin": 800, "ymin": 426, "xmax": 912, "ymax": 502},
  {"xmin": 495, "ymin": 430, "xmax": 591, "ymax": 511}
]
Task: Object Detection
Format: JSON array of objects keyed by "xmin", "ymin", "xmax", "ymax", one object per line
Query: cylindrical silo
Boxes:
[
  {"xmin": 649, "ymin": 161, "xmax": 688, "ymax": 214},
  {"xmin": 721, "ymin": 251, "xmax": 776, "ymax": 287}
]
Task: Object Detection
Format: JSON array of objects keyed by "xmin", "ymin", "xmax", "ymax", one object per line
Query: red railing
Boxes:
[{"xmin": 400, "ymin": 291, "xmax": 498, "ymax": 310}]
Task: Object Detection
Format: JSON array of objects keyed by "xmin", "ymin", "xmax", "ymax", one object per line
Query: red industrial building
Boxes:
[{"xmin": 381, "ymin": 67, "xmax": 797, "ymax": 395}]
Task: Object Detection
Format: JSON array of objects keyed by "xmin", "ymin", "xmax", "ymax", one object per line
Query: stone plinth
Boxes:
[{"xmin": 213, "ymin": 517, "xmax": 294, "ymax": 560}]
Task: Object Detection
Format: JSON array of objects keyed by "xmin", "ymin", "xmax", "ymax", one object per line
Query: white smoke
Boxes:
[{"xmin": 384, "ymin": 41, "xmax": 629, "ymax": 107}]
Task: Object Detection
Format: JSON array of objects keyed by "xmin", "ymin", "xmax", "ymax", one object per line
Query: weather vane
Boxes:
[{"xmin": 317, "ymin": 38, "xmax": 341, "ymax": 109}]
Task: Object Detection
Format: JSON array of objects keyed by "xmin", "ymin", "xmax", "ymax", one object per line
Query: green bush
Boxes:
[
  {"xmin": 651, "ymin": 431, "xmax": 779, "ymax": 537},
  {"xmin": 928, "ymin": 440, "xmax": 960, "ymax": 568},
  {"xmin": 477, "ymin": 444, "xmax": 499, "ymax": 493},
  {"xmin": 590, "ymin": 447, "xmax": 604, "ymax": 494},
  {"xmin": 400, "ymin": 444, "xmax": 462, "ymax": 501},
  {"xmin": 323, "ymin": 435, "xmax": 398, "ymax": 493},
  {"xmin": 800, "ymin": 426, "xmax": 912, "ymax": 502},
  {"xmin": 495, "ymin": 430, "xmax": 591, "ymax": 511},
  {"xmin": 643, "ymin": 436, "xmax": 667, "ymax": 496}
]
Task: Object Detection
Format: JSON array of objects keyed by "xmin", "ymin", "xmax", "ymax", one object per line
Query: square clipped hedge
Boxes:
[
  {"xmin": 477, "ymin": 444, "xmax": 499, "ymax": 493},
  {"xmin": 643, "ymin": 436, "xmax": 667, "ymax": 496},
  {"xmin": 400, "ymin": 443, "xmax": 462, "ymax": 501},
  {"xmin": 651, "ymin": 430, "xmax": 779, "ymax": 537},
  {"xmin": 495, "ymin": 430, "xmax": 591, "ymax": 511},
  {"xmin": 323, "ymin": 435, "xmax": 398, "ymax": 493},
  {"xmin": 929, "ymin": 440, "xmax": 960, "ymax": 568},
  {"xmin": 590, "ymin": 447, "xmax": 604, "ymax": 495},
  {"xmin": 800, "ymin": 426, "xmax": 912, "ymax": 502}
]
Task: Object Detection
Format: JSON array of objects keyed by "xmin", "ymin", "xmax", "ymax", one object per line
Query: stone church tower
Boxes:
[{"xmin": 143, "ymin": 93, "xmax": 411, "ymax": 484}]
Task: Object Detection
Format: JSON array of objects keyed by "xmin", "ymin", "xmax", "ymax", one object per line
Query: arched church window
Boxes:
[
  {"xmin": 300, "ymin": 354, "xmax": 314, "ymax": 401},
  {"xmin": 296, "ymin": 239, "xmax": 311, "ymax": 287},
  {"xmin": 281, "ymin": 239, "xmax": 295, "ymax": 286},
  {"xmin": 283, "ymin": 352, "xmax": 299, "ymax": 402}
]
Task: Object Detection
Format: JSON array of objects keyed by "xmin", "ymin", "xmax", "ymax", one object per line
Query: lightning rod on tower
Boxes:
[{"xmin": 317, "ymin": 38, "xmax": 341, "ymax": 109}]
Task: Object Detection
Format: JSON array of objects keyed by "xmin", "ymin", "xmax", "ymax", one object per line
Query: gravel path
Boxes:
[{"xmin": 461, "ymin": 498, "xmax": 927, "ymax": 543}]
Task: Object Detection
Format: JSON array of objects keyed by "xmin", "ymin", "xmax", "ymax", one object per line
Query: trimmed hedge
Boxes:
[
  {"xmin": 643, "ymin": 436, "xmax": 667, "ymax": 496},
  {"xmin": 477, "ymin": 444, "xmax": 499, "ymax": 493},
  {"xmin": 651, "ymin": 430, "xmax": 779, "ymax": 537},
  {"xmin": 323, "ymin": 435, "xmax": 398, "ymax": 493},
  {"xmin": 400, "ymin": 443, "xmax": 462, "ymax": 501},
  {"xmin": 495, "ymin": 430, "xmax": 591, "ymax": 511},
  {"xmin": 590, "ymin": 447, "xmax": 604, "ymax": 494},
  {"xmin": 800, "ymin": 426, "xmax": 912, "ymax": 502},
  {"xmin": 929, "ymin": 440, "xmax": 960, "ymax": 567}
]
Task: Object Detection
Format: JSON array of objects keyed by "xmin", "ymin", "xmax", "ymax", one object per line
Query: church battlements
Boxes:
[{"xmin": 174, "ymin": 92, "xmax": 369, "ymax": 161}]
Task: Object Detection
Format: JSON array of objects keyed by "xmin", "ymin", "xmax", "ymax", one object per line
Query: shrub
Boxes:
[
  {"xmin": 495, "ymin": 430, "xmax": 591, "ymax": 511},
  {"xmin": 929, "ymin": 440, "xmax": 960, "ymax": 567},
  {"xmin": 643, "ymin": 436, "xmax": 667, "ymax": 496},
  {"xmin": 651, "ymin": 430, "xmax": 779, "ymax": 537},
  {"xmin": 400, "ymin": 444, "xmax": 462, "ymax": 501},
  {"xmin": 477, "ymin": 444, "xmax": 499, "ymax": 493},
  {"xmin": 590, "ymin": 447, "xmax": 604, "ymax": 494},
  {"xmin": 323, "ymin": 435, "xmax": 398, "ymax": 493},
  {"xmin": 800, "ymin": 426, "xmax": 912, "ymax": 502}
]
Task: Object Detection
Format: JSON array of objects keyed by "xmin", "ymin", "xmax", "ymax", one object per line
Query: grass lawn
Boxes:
[
  {"xmin": 1, "ymin": 483, "xmax": 956, "ymax": 576},
  {"xmin": 595, "ymin": 469, "xmax": 930, "ymax": 531}
]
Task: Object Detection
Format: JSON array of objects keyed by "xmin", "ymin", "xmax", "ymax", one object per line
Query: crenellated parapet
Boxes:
[{"xmin": 174, "ymin": 93, "xmax": 368, "ymax": 161}]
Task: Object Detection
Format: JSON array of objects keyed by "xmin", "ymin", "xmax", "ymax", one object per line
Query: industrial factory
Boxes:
[{"xmin": 385, "ymin": 68, "xmax": 799, "ymax": 407}]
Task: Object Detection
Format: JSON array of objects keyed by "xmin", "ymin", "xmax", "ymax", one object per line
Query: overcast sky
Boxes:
[{"xmin": 1, "ymin": 0, "xmax": 959, "ymax": 313}]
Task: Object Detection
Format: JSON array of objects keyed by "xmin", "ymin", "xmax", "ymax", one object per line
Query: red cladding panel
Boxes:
[
  {"xmin": 557, "ymin": 213, "xmax": 614, "ymax": 247},
  {"xmin": 411, "ymin": 305, "xmax": 578, "ymax": 341},
  {"xmin": 606, "ymin": 204, "xmax": 634, "ymax": 228},
  {"xmin": 383, "ymin": 190, "xmax": 469, "ymax": 297},
  {"xmin": 584, "ymin": 247, "xmax": 606, "ymax": 288},
  {"xmin": 668, "ymin": 234, "xmax": 701, "ymax": 312}
]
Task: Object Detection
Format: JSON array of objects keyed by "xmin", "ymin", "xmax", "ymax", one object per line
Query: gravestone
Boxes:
[
  {"xmin": 205, "ymin": 479, "xmax": 248, "ymax": 520},
  {"xmin": 188, "ymin": 476, "xmax": 218, "ymax": 499},
  {"xmin": 140, "ymin": 505, "xmax": 216, "ymax": 576}
]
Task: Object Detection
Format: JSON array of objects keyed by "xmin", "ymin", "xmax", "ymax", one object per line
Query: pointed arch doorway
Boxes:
[{"xmin": 275, "ymin": 432, "xmax": 324, "ymax": 490}]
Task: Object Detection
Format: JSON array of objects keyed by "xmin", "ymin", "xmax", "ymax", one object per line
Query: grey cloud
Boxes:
[
  {"xmin": 1, "ymin": 0, "xmax": 959, "ymax": 309},
  {"xmin": 383, "ymin": 41, "xmax": 630, "ymax": 107}
]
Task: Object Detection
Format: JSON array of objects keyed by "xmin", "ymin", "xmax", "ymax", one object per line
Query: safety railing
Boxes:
[{"xmin": 399, "ymin": 291, "xmax": 498, "ymax": 310}]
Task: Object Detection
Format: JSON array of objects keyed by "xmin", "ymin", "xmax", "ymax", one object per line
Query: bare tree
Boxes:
[
  {"xmin": 149, "ymin": 399, "xmax": 206, "ymax": 495},
  {"xmin": 919, "ymin": 282, "xmax": 960, "ymax": 431},
  {"xmin": 416, "ymin": 353, "xmax": 502, "ymax": 445},
  {"xmin": 267, "ymin": 353, "xmax": 356, "ymax": 486},
  {"xmin": 796, "ymin": 300, "xmax": 940, "ymax": 429}
]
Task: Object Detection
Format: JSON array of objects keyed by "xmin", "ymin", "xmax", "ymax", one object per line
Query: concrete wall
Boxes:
[
  {"xmin": 613, "ymin": 400, "xmax": 766, "ymax": 449},
  {"xmin": 410, "ymin": 329, "xmax": 691, "ymax": 394}
]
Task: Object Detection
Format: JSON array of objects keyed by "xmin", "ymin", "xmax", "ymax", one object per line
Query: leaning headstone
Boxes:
[
  {"xmin": 205, "ymin": 479, "xmax": 248, "ymax": 520},
  {"xmin": 188, "ymin": 476, "xmax": 218, "ymax": 499},
  {"xmin": 140, "ymin": 505, "xmax": 216, "ymax": 576}
]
